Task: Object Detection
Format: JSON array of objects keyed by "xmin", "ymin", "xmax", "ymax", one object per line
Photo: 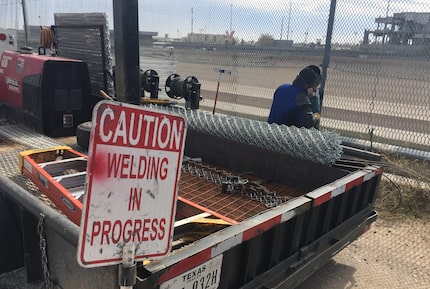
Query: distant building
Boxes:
[
  {"xmin": 274, "ymin": 39, "xmax": 293, "ymax": 48},
  {"xmin": 139, "ymin": 31, "xmax": 158, "ymax": 43},
  {"xmin": 152, "ymin": 41, "xmax": 172, "ymax": 48},
  {"xmin": 111, "ymin": 30, "xmax": 158, "ymax": 46},
  {"xmin": 187, "ymin": 33, "xmax": 231, "ymax": 45},
  {"xmin": 363, "ymin": 12, "xmax": 430, "ymax": 46}
]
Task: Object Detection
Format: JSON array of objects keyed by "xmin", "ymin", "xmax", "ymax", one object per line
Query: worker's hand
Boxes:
[
  {"xmin": 313, "ymin": 112, "xmax": 321, "ymax": 121},
  {"xmin": 313, "ymin": 113, "xmax": 321, "ymax": 130}
]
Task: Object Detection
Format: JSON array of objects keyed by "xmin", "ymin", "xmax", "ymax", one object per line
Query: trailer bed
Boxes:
[{"xmin": 2, "ymin": 123, "xmax": 383, "ymax": 289}]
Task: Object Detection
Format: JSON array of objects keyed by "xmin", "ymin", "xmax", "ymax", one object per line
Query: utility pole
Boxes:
[
  {"xmin": 280, "ymin": 16, "xmax": 284, "ymax": 40},
  {"xmin": 286, "ymin": 1, "xmax": 291, "ymax": 40},
  {"xmin": 21, "ymin": 0, "xmax": 29, "ymax": 46},
  {"xmin": 191, "ymin": 7, "xmax": 194, "ymax": 36},
  {"xmin": 320, "ymin": 0, "xmax": 337, "ymax": 112},
  {"xmin": 230, "ymin": 4, "xmax": 233, "ymax": 33}
]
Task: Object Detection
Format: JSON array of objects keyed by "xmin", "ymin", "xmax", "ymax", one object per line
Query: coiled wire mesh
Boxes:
[
  {"xmin": 150, "ymin": 105, "xmax": 343, "ymax": 165},
  {"xmin": 182, "ymin": 159, "xmax": 292, "ymax": 208}
]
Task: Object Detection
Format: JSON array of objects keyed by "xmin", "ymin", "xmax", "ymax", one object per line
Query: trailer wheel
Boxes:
[{"xmin": 76, "ymin": 121, "xmax": 92, "ymax": 150}]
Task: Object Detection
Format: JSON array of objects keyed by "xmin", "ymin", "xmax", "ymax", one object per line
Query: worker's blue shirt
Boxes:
[{"xmin": 268, "ymin": 84, "xmax": 315, "ymax": 128}]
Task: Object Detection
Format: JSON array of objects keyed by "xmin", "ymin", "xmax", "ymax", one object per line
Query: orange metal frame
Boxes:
[{"xmin": 19, "ymin": 146, "xmax": 86, "ymax": 225}]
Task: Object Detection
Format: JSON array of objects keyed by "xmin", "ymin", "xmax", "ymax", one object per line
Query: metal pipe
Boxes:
[
  {"xmin": 340, "ymin": 144, "xmax": 381, "ymax": 161},
  {"xmin": 320, "ymin": 0, "xmax": 337, "ymax": 110},
  {"xmin": 21, "ymin": 0, "xmax": 29, "ymax": 46},
  {"xmin": 341, "ymin": 136, "xmax": 430, "ymax": 161},
  {"xmin": 113, "ymin": 0, "xmax": 140, "ymax": 104},
  {"xmin": 0, "ymin": 174, "xmax": 79, "ymax": 246}
]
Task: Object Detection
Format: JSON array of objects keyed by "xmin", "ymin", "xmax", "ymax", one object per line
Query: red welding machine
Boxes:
[{"xmin": 0, "ymin": 49, "xmax": 93, "ymax": 136}]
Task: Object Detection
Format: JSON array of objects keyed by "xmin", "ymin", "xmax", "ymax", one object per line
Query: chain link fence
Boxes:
[
  {"xmin": 7, "ymin": 0, "xmax": 430, "ymax": 213},
  {"xmin": 11, "ymin": 0, "xmax": 429, "ymax": 154},
  {"xmin": 149, "ymin": 0, "xmax": 430, "ymax": 155},
  {"xmin": 139, "ymin": 0, "xmax": 430, "ymax": 215}
]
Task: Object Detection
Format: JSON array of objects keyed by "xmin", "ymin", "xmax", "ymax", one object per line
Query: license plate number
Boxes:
[{"xmin": 160, "ymin": 254, "xmax": 223, "ymax": 289}]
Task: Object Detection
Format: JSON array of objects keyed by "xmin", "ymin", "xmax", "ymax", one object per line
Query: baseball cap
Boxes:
[{"xmin": 298, "ymin": 67, "xmax": 318, "ymax": 85}]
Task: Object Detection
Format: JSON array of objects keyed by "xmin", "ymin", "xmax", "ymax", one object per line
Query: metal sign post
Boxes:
[
  {"xmin": 77, "ymin": 100, "xmax": 187, "ymax": 270},
  {"xmin": 119, "ymin": 244, "xmax": 136, "ymax": 289},
  {"xmin": 212, "ymin": 68, "xmax": 232, "ymax": 115}
]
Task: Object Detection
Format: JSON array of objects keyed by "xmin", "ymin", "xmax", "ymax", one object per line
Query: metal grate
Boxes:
[
  {"xmin": 179, "ymin": 171, "xmax": 303, "ymax": 223},
  {"xmin": 0, "ymin": 149, "xmax": 58, "ymax": 210},
  {"xmin": 0, "ymin": 124, "xmax": 64, "ymax": 149}
]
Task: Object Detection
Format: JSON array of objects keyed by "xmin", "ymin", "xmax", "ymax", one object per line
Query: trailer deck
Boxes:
[{"xmin": 0, "ymin": 119, "xmax": 383, "ymax": 289}]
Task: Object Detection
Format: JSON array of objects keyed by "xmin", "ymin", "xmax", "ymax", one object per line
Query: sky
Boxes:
[{"xmin": 0, "ymin": 0, "xmax": 429, "ymax": 44}]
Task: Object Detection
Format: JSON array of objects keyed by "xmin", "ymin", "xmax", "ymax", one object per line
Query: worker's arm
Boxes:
[{"xmin": 295, "ymin": 93, "xmax": 317, "ymax": 129}]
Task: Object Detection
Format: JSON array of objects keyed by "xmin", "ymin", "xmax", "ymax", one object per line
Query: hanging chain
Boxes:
[
  {"xmin": 182, "ymin": 160, "xmax": 291, "ymax": 208},
  {"xmin": 37, "ymin": 213, "xmax": 53, "ymax": 289}
]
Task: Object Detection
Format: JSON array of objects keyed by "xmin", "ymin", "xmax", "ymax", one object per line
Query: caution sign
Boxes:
[{"xmin": 77, "ymin": 101, "xmax": 187, "ymax": 268}]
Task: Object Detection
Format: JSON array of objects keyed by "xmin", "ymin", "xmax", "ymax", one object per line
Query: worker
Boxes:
[{"xmin": 268, "ymin": 67, "xmax": 321, "ymax": 129}]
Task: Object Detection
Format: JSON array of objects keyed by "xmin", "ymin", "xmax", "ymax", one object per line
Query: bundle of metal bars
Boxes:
[{"xmin": 179, "ymin": 159, "xmax": 303, "ymax": 223}]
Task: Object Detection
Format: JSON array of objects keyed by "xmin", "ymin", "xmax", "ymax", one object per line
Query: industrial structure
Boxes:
[{"xmin": 363, "ymin": 12, "xmax": 430, "ymax": 45}]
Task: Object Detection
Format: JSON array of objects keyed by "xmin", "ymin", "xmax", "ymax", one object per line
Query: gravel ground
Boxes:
[{"xmin": 297, "ymin": 214, "xmax": 430, "ymax": 289}]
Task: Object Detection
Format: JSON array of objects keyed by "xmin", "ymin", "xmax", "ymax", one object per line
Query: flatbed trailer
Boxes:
[{"xmin": 0, "ymin": 123, "xmax": 382, "ymax": 289}]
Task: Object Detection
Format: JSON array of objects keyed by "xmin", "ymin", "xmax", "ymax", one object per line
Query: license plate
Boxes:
[{"xmin": 160, "ymin": 254, "xmax": 223, "ymax": 289}]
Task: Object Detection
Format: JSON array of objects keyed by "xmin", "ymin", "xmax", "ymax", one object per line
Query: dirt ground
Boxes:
[
  {"xmin": 1, "ymin": 213, "xmax": 428, "ymax": 289},
  {"xmin": 297, "ymin": 213, "xmax": 430, "ymax": 289}
]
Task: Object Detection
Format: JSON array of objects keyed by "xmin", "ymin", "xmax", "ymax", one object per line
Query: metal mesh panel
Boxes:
[
  {"xmin": 0, "ymin": 124, "xmax": 64, "ymax": 149},
  {"xmin": 54, "ymin": 13, "xmax": 114, "ymax": 97}
]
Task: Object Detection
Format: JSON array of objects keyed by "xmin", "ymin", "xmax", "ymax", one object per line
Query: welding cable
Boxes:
[{"xmin": 39, "ymin": 26, "xmax": 54, "ymax": 48}]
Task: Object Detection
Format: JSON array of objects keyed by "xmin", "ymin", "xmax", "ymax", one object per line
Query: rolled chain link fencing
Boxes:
[{"xmin": 151, "ymin": 104, "xmax": 343, "ymax": 165}]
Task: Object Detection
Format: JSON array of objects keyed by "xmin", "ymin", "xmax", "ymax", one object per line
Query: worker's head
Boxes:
[
  {"xmin": 306, "ymin": 65, "xmax": 321, "ymax": 75},
  {"xmin": 305, "ymin": 65, "xmax": 322, "ymax": 89},
  {"xmin": 293, "ymin": 68, "xmax": 319, "ymax": 95}
]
